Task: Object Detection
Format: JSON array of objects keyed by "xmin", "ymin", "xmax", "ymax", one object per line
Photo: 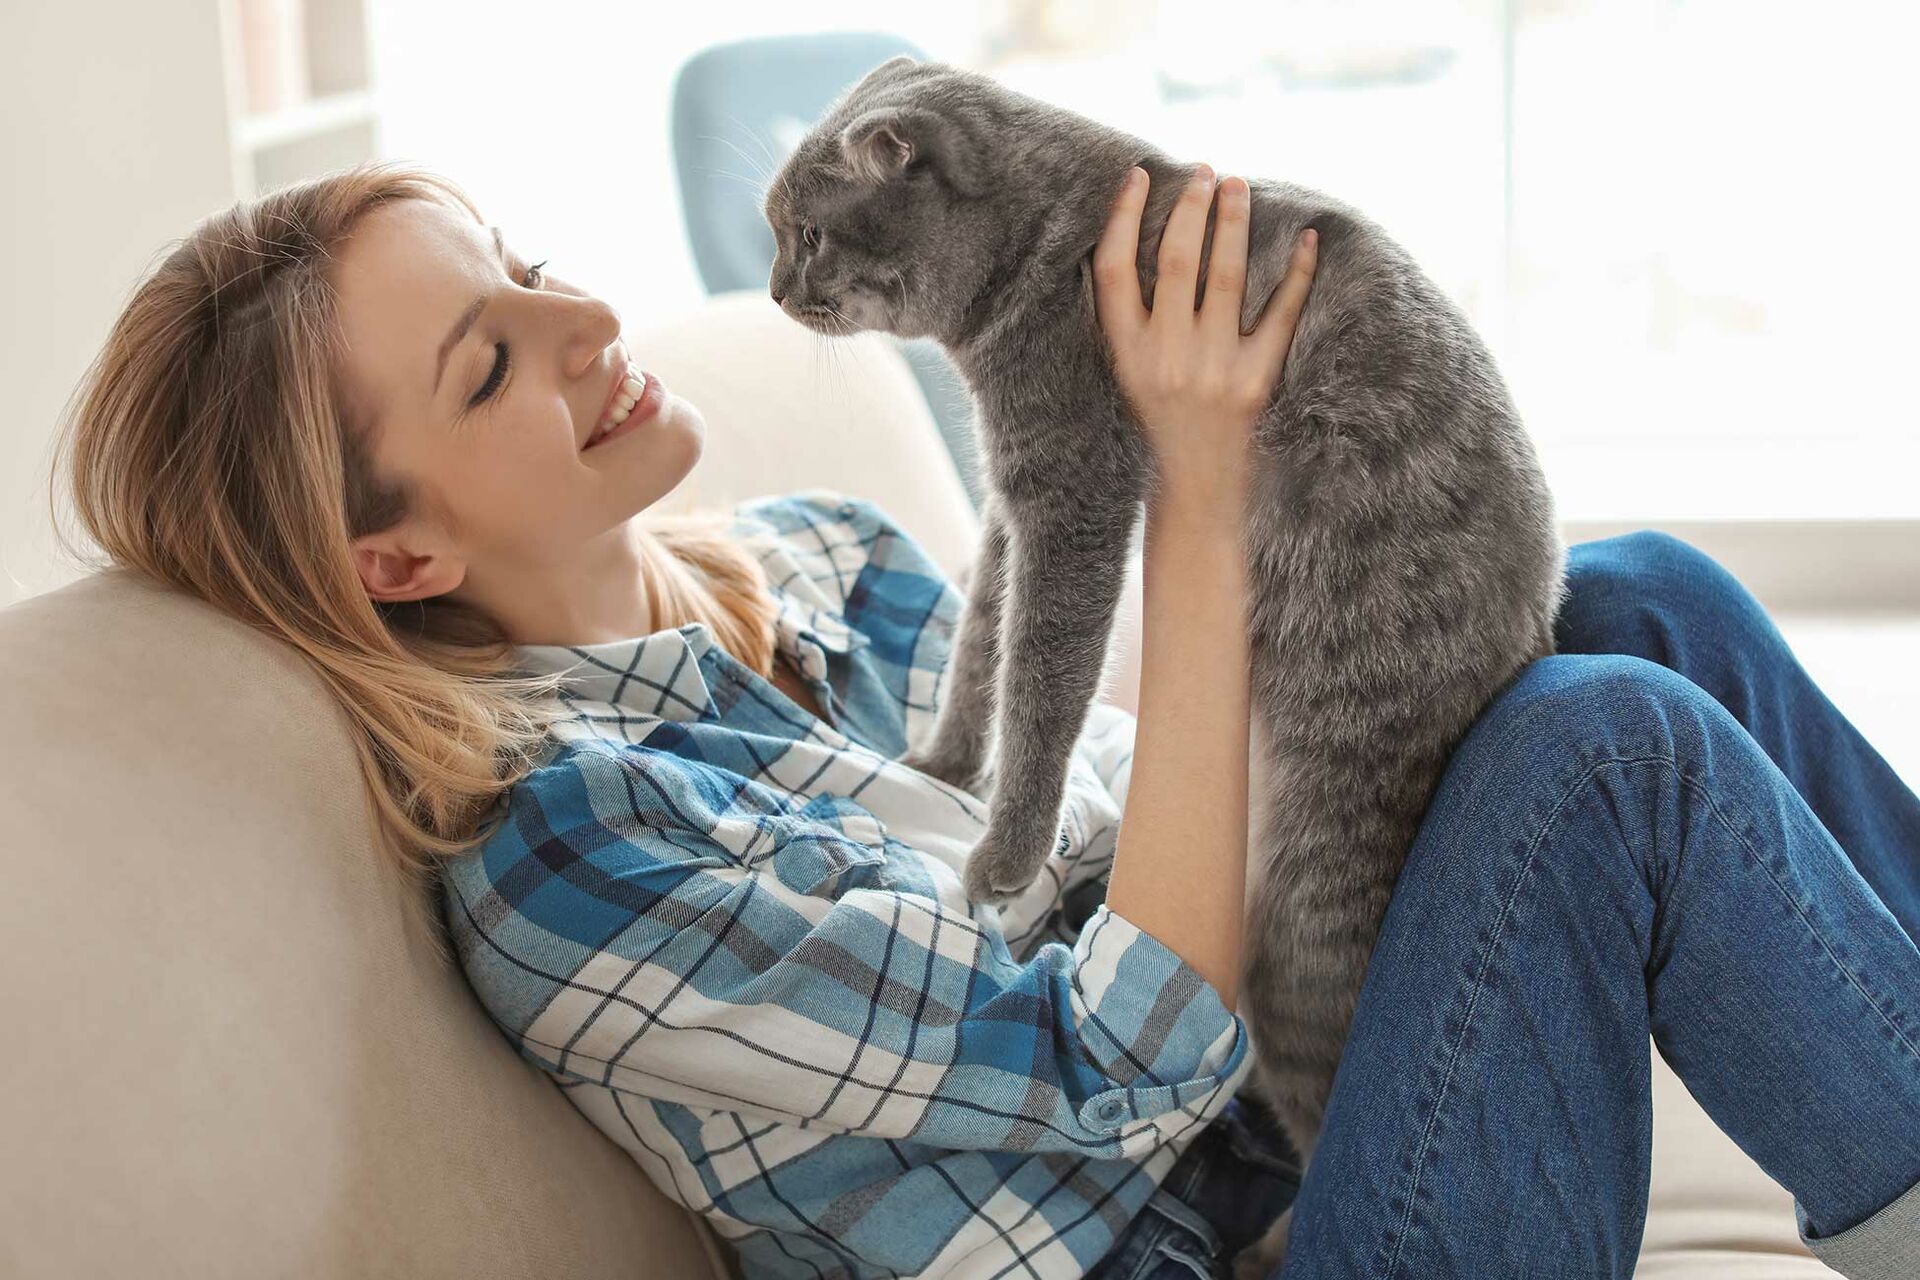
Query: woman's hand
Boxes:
[{"xmin": 1093, "ymin": 162, "xmax": 1319, "ymax": 510}]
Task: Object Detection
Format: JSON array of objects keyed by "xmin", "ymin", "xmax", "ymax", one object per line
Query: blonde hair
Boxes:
[{"xmin": 47, "ymin": 159, "xmax": 781, "ymax": 964}]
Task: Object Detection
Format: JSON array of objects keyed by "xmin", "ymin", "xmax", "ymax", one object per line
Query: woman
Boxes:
[{"xmin": 49, "ymin": 157, "xmax": 1917, "ymax": 1280}]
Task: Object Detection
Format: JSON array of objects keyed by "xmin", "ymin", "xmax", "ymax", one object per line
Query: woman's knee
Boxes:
[
  {"xmin": 1469, "ymin": 652, "xmax": 1730, "ymax": 774},
  {"xmin": 1556, "ymin": 530, "xmax": 1773, "ymax": 658},
  {"xmin": 1382, "ymin": 657, "xmax": 1711, "ymax": 976}
]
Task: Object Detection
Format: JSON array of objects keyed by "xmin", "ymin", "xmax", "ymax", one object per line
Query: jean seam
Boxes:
[
  {"xmin": 1380, "ymin": 751, "xmax": 1673, "ymax": 1280},
  {"xmin": 1647, "ymin": 755, "xmax": 1920, "ymax": 1064}
]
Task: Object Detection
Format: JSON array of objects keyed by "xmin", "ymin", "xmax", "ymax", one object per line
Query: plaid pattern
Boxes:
[{"xmin": 439, "ymin": 489, "xmax": 1251, "ymax": 1279}]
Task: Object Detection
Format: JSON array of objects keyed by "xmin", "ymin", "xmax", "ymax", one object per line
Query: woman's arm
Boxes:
[
  {"xmin": 1104, "ymin": 495, "xmax": 1252, "ymax": 1006},
  {"xmin": 1092, "ymin": 162, "xmax": 1320, "ymax": 1008}
]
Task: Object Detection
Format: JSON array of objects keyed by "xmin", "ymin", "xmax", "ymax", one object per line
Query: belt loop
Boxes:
[{"xmin": 1144, "ymin": 1185, "xmax": 1226, "ymax": 1260}]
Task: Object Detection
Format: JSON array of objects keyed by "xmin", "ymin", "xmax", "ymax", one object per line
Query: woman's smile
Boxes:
[{"xmin": 583, "ymin": 368, "xmax": 666, "ymax": 451}]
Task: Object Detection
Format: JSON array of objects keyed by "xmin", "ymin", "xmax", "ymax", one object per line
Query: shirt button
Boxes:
[{"xmin": 1096, "ymin": 1098, "xmax": 1126, "ymax": 1123}]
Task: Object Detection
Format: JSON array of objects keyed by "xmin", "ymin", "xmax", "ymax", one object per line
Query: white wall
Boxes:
[
  {"xmin": 363, "ymin": 3, "xmax": 985, "ymax": 339},
  {"xmin": 1, "ymin": 0, "xmax": 241, "ymax": 607}
]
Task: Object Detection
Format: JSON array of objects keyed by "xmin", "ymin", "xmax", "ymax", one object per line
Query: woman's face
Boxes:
[{"xmin": 332, "ymin": 195, "xmax": 703, "ymax": 603}]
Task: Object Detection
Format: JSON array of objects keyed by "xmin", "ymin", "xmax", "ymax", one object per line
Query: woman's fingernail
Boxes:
[
  {"xmin": 1305, "ymin": 228, "xmax": 1319, "ymax": 247},
  {"xmin": 1129, "ymin": 166, "xmax": 1145, "ymax": 188},
  {"xmin": 1194, "ymin": 163, "xmax": 1214, "ymax": 188}
]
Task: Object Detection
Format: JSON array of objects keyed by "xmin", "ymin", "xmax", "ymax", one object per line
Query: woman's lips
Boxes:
[{"xmin": 583, "ymin": 370, "xmax": 664, "ymax": 451}]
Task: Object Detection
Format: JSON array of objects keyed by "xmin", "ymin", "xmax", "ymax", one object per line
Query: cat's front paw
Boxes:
[
  {"xmin": 1231, "ymin": 1207, "xmax": 1293, "ymax": 1280},
  {"xmin": 962, "ymin": 828, "xmax": 1052, "ymax": 906}
]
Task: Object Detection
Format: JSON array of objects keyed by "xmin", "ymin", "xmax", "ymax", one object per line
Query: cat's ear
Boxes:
[
  {"xmin": 839, "ymin": 106, "xmax": 987, "ymax": 198},
  {"xmin": 860, "ymin": 54, "xmax": 919, "ymax": 88}
]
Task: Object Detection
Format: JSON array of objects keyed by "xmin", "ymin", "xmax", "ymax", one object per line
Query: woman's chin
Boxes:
[{"xmin": 585, "ymin": 395, "xmax": 702, "ymax": 464}]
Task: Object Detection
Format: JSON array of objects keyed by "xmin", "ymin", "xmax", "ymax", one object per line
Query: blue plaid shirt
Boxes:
[{"xmin": 439, "ymin": 489, "xmax": 1251, "ymax": 1279}]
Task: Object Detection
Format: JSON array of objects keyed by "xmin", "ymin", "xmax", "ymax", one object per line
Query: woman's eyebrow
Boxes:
[{"xmin": 432, "ymin": 225, "xmax": 509, "ymax": 400}]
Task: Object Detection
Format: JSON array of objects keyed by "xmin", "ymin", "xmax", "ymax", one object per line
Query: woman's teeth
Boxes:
[{"xmin": 593, "ymin": 373, "xmax": 647, "ymax": 442}]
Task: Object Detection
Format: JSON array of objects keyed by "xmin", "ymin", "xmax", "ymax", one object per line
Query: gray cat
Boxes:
[{"xmin": 765, "ymin": 55, "xmax": 1568, "ymax": 1275}]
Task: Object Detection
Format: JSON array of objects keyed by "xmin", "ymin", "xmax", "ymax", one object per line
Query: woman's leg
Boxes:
[
  {"xmin": 1274, "ymin": 653, "xmax": 1920, "ymax": 1280},
  {"xmin": 1552, "ymin": 529, "xmax": 1920, "ymax": 939}
]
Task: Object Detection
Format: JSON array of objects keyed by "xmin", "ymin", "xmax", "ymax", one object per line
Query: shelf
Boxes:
[{"xmin": 233, "ymin": 88, "xmax": 375, "ymax": 151}]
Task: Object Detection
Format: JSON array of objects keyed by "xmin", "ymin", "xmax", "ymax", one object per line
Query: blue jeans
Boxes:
[
  {"xmin": 1090, "ymin": 531, "xmax": 1920, "ymax": 1280},
  {"xmin": 1086, "ymin": 1093, "xmax": 1304, "ymax": 1280}
]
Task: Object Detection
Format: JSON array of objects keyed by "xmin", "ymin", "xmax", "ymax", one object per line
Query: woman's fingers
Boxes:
[
  {"xmin": 1153, "ymin": 163, "xmax": 1216, "ymax": 322},
  {"xmin": 1249, "ymin": 225, "xmax": 1321, "ymax": 385},
  {"xmin": 1202, "ymin": 175, "xmax": 1250, "ymax": 340},
  {"xmin": 1092, "ymin": 167, "xmax": 1151, "ymax": 344}
]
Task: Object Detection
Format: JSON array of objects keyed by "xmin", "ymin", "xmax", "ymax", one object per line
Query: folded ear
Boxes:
[
  {"xmin": 861, "ymin": 54, "xmax": 919, "ymax": 87},
  {"xmin": 839, "ymin": 106, "xmax": 987, "ymax": 197}
]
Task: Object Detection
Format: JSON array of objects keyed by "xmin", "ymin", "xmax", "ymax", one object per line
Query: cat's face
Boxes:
[{"xmin": 764, "ymin": 57, "xmax": 1000, "ymax": 344}]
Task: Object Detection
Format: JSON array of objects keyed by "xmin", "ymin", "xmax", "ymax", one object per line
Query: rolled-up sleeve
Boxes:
[
  {"xmin": 1068, "ymin": 903, "xmax": 1247, "ymax": 1135},
  {"xmin": 441, "ymin": 750, "xmax": 1250, "ymax": 1161}
]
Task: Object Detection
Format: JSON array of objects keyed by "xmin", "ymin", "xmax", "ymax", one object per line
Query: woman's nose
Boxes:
[{"xmin": 567, "ymin": 295, "xmax": 622, "ymax": 360}]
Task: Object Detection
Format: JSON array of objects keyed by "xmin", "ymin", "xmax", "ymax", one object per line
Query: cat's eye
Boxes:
[{"xmin": 801, "ymin": 222, "xmax": 821, "ymax": 250}]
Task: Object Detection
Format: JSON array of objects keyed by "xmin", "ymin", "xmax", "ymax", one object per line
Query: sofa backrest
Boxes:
[{"xmin": 0, "ymin": 565, "xmax": 733, "ymax": 1277}]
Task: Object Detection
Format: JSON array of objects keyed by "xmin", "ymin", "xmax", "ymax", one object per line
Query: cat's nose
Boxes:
[{"xmin": 771, "ymin": 286, "xmax": 786, "ymax": 305}]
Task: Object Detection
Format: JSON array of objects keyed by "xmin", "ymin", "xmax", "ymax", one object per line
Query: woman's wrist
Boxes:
[{"xmin": 1146, "ymin": 475, "xmax": 1249, "ymax": 549}]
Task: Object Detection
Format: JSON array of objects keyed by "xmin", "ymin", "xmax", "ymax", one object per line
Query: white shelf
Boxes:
[
  {"xmin": 233, "ymin": 88, "xmax": 375, "ymax": 151},
  {"xmin": 217, "ymin": 0, "xmax": 377, "ymax": 196}
]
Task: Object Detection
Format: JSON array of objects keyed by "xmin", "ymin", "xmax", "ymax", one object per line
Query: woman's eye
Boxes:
[
  {"xmin": 467, "ymin": 259, "xmax": 550, "ymax": 407},
  {"xmin": 471, "ymin": 342, "xmax": 509, "ymax": 406}
]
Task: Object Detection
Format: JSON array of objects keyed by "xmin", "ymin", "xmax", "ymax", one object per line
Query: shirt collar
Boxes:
[{"xmin": 511, "ymin": 568, "xmax": 869, "ymax": 725}]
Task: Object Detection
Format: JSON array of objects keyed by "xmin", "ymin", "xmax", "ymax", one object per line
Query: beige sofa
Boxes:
[{"xmin": 0, "ymin": 291, "xmax": 1830, "ymax": 1278}]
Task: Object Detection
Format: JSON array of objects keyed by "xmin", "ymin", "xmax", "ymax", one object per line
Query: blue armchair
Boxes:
[{"xmin": 669, "ymin": 31, "xmax": 986, "ymax": 510}]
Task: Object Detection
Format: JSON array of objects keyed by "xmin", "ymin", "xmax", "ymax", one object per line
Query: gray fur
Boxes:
[{"xmin": 765, "ymin": 56, "xmax": 1568, "ymax": 1273}]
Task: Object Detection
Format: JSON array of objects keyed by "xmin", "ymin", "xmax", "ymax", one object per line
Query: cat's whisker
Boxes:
[
  {"xmin": 806, "ymin": 315, "xmax": 865, "ymax": 404},
  {"xmin": 698, "ymin": 167, "xmax": 775, "ymax": 203},
  {"xmin": 718, "ymin": 112, "xmax": 785, "ymax": 186},
  {"xmin": 695, "ymin": 131, "xmax": 777, "ymax": 210},
  {"xmin": 698, "ymin": 129, "xmax": 776, "ymax": 190}
]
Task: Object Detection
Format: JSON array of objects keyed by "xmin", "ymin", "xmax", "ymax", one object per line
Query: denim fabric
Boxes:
[
  {"xmin": 1094, "ymin": 531, "xmax": 1920, "ymax": 1280},
  {"xmin": 1272, "ymin": 531, "xmax": 1920, "ymax": 1279},
  {"xmin": 1086, "ymin": 1094, "xmax": 1303, "ymax": 1280}
]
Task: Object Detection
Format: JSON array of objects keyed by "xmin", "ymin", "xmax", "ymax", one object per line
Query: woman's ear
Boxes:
[{"xmin": 350, "ymin": 528, "xmax": 467, "ymax": 603}]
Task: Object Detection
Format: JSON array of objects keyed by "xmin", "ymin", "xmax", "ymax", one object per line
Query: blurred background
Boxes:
[{"xmin": 4, "ymin": 0, "xmax": 1918, "ymax": 775}]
